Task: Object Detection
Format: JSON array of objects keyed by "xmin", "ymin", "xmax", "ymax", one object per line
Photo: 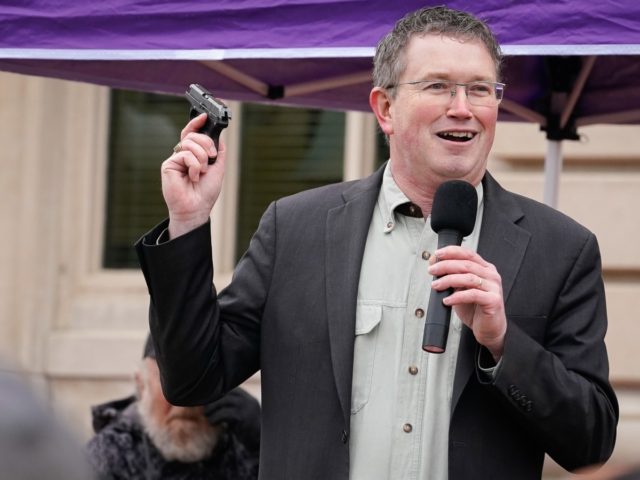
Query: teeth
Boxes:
[{"xmin": 442, "ymin": 131, "xmax": 474, "ymax": 139}]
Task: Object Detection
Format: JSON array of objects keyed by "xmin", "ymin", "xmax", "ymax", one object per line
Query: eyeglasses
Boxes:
[{"xmin": 386, "ymin": 80, "xmax": 506, "ymax": 107}]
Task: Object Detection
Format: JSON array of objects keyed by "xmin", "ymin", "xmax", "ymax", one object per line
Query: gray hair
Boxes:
[{"xmin": 372, "ymin": 6, "xmax": 503, "ymax": 93}]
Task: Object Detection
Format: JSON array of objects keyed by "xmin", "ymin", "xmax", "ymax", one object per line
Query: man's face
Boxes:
[
  {"xmin": 378, "ymin": 34, "xmax": 499, "ymax": 189},
  {"xmin": 137, "ymin": 358, "xmax": 220, "ymax": 462}
]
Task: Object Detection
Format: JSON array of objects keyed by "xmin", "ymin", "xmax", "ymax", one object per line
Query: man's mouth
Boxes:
[{"xmin": 437, "ymin": 131, "xmax": 476, "ymax": 142}]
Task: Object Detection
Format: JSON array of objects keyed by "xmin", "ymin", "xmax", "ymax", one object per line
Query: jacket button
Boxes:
[
  {"xmin": 403, "ymin": 423, "xmax": 413, "ymax": 433},
  {"xmin": 341, "ymin": 430, "xmax": 349, "ymax": 443}
]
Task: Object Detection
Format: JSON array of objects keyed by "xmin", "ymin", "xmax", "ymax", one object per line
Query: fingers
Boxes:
[
  {"xmin": 177, "ymin": 133, "xmax": 216, "ymax": 165},
  {"xmin": 429, "ymin": 246, "xmax": 507, "ymax": 357},
  {"xmin": 180, "ymin": 136, "xmax": 211, "ymax": 160},
  {"xmin": 429, "ymin": 245, "xmax": 491, "ymax": 267},
  {"xmin": 164, "ymin": 115, "xmax": 219, "ymax": 181},
  {"xmin": 180, "ymin": 138, "xmax": 212, "ymax": 181},
  {"xmin": 429, "ymin": 260, "xmax": 497, "ymax": 290},
  {"xmin": 163, "ymin": 149, "xmax": 204, "ymax": 183},
  {"xmin": 181, "ymin": 112, "xmax": 208, "ymax": 138},
  {"xmin": 432, "ymin": 272, "xmax": 486, "ymax": 291},
  {"xmin": 180, "ymin": 113, "xmax": 218, "ymax": 157},
  {"xmin": 428, "ymin": 246, "xmax": 501, "ymax": 295}
]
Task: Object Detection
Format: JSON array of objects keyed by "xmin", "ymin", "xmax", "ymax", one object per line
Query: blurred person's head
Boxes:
[
  {"xmin": 0, "ymin": 362, "xmax": 95, "ymax": 479},
  {"xmin": 135, "ymin": 338, "xmax": 222, "ymax": 462}
]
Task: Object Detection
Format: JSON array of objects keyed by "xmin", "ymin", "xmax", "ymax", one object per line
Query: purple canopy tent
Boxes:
[{"xmin": 1, "ymin": 0, "xmax": 640, "ymax": 207}]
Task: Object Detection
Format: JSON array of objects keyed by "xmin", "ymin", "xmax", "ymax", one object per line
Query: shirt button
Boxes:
[
  {"xmin": 421, "ymin": 251, "xmax": 431, "ymax": 261},
  {"xmin": 386, "ymin": 221, "xmax": 394, "ymax": 229},
  {"xmin": 408, "ymin": 365, "xmax": 419, "ymax": 375},
  {"xmin": 403, "ymin": 423, "xmax": 413, "ymax": 433},
  {"xmin": 415, "ymin": 308, "xmax": 424, "ymax": 318}
]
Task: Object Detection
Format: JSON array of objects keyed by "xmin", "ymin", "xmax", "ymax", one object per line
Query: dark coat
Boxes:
[
  {"xmin": 136, "ymin": 167, "xmax": 618, "ymax": 480},
  {"xmin": 86, "ymin": 395, "xmax": 258, "ymax": 480}
]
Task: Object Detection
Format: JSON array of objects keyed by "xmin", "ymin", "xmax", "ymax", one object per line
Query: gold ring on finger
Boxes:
[{"xmin": 172, "ymin": 141, "xmax": 182, "ymax": 153}]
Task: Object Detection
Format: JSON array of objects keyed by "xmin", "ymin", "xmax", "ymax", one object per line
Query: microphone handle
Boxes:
[{"xmin": 422, "ymin": 229, "xmax": 464, "ymax": 353}]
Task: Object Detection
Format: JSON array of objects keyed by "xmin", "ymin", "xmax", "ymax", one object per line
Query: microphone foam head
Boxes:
[{"xmin": 431, "ymin": 180, "xmax": 478, "ymax": 236}]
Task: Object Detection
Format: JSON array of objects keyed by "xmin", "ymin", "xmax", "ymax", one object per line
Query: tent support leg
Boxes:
[{"xmin": 543, "ymin": 140, "xmax": 563, "ymax": 208}]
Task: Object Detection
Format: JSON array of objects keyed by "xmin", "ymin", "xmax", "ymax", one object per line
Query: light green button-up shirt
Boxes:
[{"xmin": 349, "ymin": 163, "xmax": 484, "ymax": 480}]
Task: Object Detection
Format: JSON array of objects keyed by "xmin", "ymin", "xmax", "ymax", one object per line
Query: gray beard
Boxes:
[{"xmin": 138, "ymin": 398, "xmax": 221, "ymax": 463}]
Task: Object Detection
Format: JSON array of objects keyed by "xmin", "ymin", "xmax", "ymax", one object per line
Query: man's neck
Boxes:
[
  {"xmin": 389, "ymin": 162, "xmax": 438, "ymax": 217},
  {"xmin": 388, "ymin": 161, "xmax": 485, "ymax": 217}
]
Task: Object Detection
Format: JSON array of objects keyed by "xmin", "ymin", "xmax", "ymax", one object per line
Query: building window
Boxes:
[
  {"xmin": 103, "ymin": 90, "xmax": 186, "ymax": 268},
  {"xmin": 102, "ymin": 90, "xmax": 350, "ymax": 269},
  {"xmin": 235, "ymin": 104, "xmax": 345, "ymax": 260}
]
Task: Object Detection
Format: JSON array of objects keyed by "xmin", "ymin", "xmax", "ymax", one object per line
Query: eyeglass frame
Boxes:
[{"xmin": 385, "ymin": 79, "xmax": 506, "ymax": 106}]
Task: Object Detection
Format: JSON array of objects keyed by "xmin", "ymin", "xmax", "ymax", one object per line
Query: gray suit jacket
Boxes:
[{"xmin": 136, "ymin": 167, "xmax": 618, "ymax": 480}]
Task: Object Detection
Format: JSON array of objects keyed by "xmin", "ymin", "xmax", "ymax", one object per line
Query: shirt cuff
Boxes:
[
  {"xmin": 155, "ymin": 227, "xmax": 170, "ymax": 245},
  {"xmin": 477, "ymin": 348, "xmax": 503, "ymax": 382}
]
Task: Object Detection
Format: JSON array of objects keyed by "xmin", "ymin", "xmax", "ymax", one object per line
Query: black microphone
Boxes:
[{"xmin": 422, "ymin": 180, "xmax": 478, "ymax": 354}]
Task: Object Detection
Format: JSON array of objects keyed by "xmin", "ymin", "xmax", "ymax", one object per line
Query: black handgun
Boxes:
[{"xmin": 185, "ymin": 84, "xmax": 232, "ymax": 164}]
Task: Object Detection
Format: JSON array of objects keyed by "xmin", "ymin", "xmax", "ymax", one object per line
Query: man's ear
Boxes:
[{"xmin": 369, "ymin": 87, "xmax": 394, "ymax": 136}]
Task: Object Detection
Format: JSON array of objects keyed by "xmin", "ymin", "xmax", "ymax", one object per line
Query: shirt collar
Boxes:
[
  {"xmin": 378, "ymin": 162, "xmax": 485, "ymax": 233},
  {"xmin": 379, "ymin": 163, "xmax": 413, "ymax": 233}
]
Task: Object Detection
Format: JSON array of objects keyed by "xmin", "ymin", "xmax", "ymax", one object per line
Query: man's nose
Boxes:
[{"xmin": 447, "ymin": 85, "xmax": 473, "ymax": 117}]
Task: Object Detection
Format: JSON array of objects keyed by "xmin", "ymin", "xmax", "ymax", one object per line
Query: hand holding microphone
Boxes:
[
  {"xmin": 422, "ymin": 180, "xmax": 477, "ymax": 353},
  {"xmin": 422, "ymin": 180, "xmax": 507, "ymax": 360}
]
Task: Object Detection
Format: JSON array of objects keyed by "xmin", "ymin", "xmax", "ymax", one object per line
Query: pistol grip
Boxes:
[{"xmin": 190, "ymin": 108, "xmax": 221, "ymax": 165}]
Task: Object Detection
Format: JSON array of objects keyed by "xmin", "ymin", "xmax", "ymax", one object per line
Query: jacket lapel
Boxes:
[
  {"xmin": 325, "ymin": 167, "xmax": 384, "ymax": 427},
  {"xmin": 451, "ymin": 172, "xmax": 531, "ymax": 413}
]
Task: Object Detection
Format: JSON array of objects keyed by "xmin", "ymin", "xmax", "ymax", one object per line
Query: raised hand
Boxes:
[{"xmin": 161, "ymin": 113, "xmax": 227, "ymax": 238}]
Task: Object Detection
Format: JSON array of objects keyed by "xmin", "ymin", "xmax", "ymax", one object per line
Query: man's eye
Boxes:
[
  {"xmin": 469, "ymin": 83, "xmax": 492, "ymax": 96},
  {"xmin": 424, "ymin": 82, "xmax": 449, "ymax": 92}
]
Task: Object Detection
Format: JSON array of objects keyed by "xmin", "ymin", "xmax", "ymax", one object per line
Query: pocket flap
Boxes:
[{"xmin": 355, "ymin": 304, "xmax": 382, "ymax": 335}]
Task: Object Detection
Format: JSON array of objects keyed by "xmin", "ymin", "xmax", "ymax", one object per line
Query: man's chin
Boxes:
[
  {"xmin": 436, "ymin": 157, "xmax": 485, "ymax": 184},
  {"xmin": 156, "ymin": 424, "xmax": 220, "ymax": 462},
  {"xmin": 167, "ymin": 419, "xmax": 204, "ymax": 441},
  {"xmin": 144, "ymin": 416, "xmax": 221, "ymax": 462}
]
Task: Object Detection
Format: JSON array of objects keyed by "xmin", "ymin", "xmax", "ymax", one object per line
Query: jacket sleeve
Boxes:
[
  {"xmin": 482, "ymin": 232, "xmax": 618, "ymax": 471},
  {"xmin": 135, "ymin": 202, "xmax": 277, "ymax": 406}
]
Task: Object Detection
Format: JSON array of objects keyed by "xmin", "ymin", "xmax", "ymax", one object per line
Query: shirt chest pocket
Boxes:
[{"xmin": 351, "ymin": 304, "xmax": 382, "ymax": 414}]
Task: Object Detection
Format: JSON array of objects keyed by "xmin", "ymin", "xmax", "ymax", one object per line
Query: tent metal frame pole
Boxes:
[
  {"xmin": 543, "ymin": 140, "xmax": 563, "ymax": 208},
  {"xmin": 201, "ymin": 60, "xmax": 270, "ymax": 96},
  {"xmin": 560, "ymin": 55, "xmax": 596, "ymax": 129},
  {"xmin": 285, "ymin": 71, "xmax": 371, "ymax": 97},
  {"xmin": 499, "ymin": 99, "xmax": 547, "ymax": 125}
]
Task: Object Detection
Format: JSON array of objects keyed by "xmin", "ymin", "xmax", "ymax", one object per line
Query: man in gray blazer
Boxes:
[{"xmin": 136, "ymin": 6, "xmax": 618, "ymax": 480}]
